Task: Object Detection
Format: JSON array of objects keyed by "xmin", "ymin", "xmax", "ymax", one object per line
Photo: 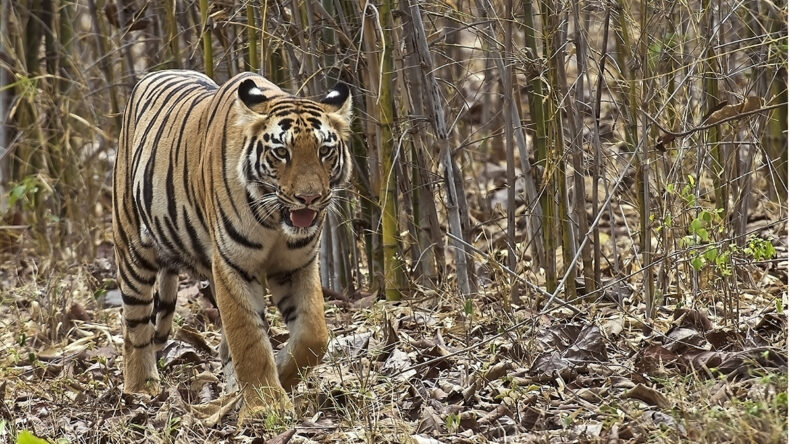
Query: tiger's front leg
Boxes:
[
  {"xmin": 211, "ymin": 256, "xmax": 292, "ymax": 418},
  {"xmin": 268, "ymin": 258, "xmax": 329, "ymax": 390}
]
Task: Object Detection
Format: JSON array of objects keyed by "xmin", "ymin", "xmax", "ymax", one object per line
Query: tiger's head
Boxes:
[{"xmin": 234, "ymin": 79, "xmax": 353, "ymax": 240}]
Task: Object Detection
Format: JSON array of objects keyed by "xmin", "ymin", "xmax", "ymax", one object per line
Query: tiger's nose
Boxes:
[{"xmin": 295, "ymin": 193, "xmax": 320, "ymax": 205}]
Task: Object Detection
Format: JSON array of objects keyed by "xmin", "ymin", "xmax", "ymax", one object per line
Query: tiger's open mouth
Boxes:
[{"xmin": 282, "ymin": 208, "xmax": 318, "ymax": 228}]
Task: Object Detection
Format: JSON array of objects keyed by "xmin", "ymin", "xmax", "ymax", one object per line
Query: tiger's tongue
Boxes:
[{"xmin": 290, "ymin": 209, "xmax": 317, "ymax": 228}]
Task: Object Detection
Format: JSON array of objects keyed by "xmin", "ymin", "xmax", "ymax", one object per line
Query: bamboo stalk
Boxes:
[
  {"xmin": 246, "ymin": 1, "xmax": 258, "ymax": 72},
  {"xmin": 358, "ymin": 15, "xmax": 383, "ymax": 288},
  {"xmin": 590, "ymin": 4, "xmax": 612, "ymax": 283},
  {"xmin": 199, "ymin": 0, "xmax": 213, "ymax": 77},
  {"xmin": 522, "ymin": 0, "xmax": 551, "ymax": 279},
  {"xmin": 535, "ymin": 0, "xmax": 562, "ymax": 294},
  {"xmin": 0, "ymin": 0, "xmax": 6, "ymax": 185},
  {"xmin": 406, "ymin": 0, "xmax": 471, "ymax": 297},
  {"xmin": 567, "ymin": 0, "xmax": 595, "ymax": 295},
  {"xmin": 165, "ymin": 0, "xmax": 182, "ymax": 69},
  {"xmin": 320, "ymin": 220, "xmax": 334, "ymax": 289},
  {"xmin": 378, "ymin": 0, "xmax": 404, "ymax": 301},
  {"xmin": 702, "ymin": 0, "xmax": 726, "ymax": 215},
  {"xmin": 503, "ymin": 0, "xmax": 517, "ymax": 278},
  {"xmin": 614, "ymin": 0, "xmax": 653, "ymax": 318},
  {"xmin": 113, "ymin": 0, "xmax": 138, "ymax": 83}
]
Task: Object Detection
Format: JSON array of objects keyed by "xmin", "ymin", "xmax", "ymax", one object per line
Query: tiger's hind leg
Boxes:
[
  {"xmin": 152, "ymin": 270, "xmax": 178, "ymax": 352},
  {"xmin": 116, "ymin": 243, "xmax": 161, "ymax": 395}
]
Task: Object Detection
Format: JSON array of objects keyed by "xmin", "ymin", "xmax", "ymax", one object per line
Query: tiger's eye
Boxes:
[
  {"xmin": 275, "ymin": 147, "xmax": 288, "ymax": 158},
  {"xmin": 319, "ymin": 145, "xmax": 331, "ymax": 156}
]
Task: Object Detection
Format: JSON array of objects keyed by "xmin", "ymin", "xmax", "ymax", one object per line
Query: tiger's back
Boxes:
[
  {"xmin": 112, "ymin": 69, "xmax": 353, "ymax": 418},
  {"xmin": 115, "ymin": 70, "xmax": 216, "ymax": 276}
]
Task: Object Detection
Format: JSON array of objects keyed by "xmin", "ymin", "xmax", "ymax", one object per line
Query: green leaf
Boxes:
[
  {"xmin": 690, "ymin": 218, "xmax": 703, "ymax": 233},
  {"xmin": 17, "ymin": 431, "xmax": 50, "ymax": 444},
  {"xmin": 9, "ymin": 184, "xmax": 26, "ymax": 207},
  {"xmin": 463, "ymin": 298, "xmax": 473, "ymax": 316},
  {"xmin": 691, "ymin": 256, "xmax": 705, "ymax": 271},
  {"xmin": 703, "ymin": 248, "xmax": 719, "ymax": 262}
]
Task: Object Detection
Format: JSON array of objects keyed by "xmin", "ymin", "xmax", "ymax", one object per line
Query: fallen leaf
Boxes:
[
  {"xmin": 183, "ymin": 391, "xmax": 243, "ymax": 427},
  {"xmin": 416, "ymin": 406, "xmax": 443, "ymax": 434},
  {"xmin": 673, "ymin": 308, "xmax": 713, "ymax": 332},
  {"xmin": 266, "ymin": 428, "xmax": 296, "ymax": 444},
  {"xmin": 479, "ymin": 403, "xmax": 511, "ymax": 424},
  {"xmin": 624, "ymin": 383, "xmax": 671, "ymax": 408},
  {"xmin": 327, "ymin": 331, "xmax": 372, "ymax": 358},
  {"xmin": 162, "ymin": 341, "xmax": 201, "ymax": 367},
  {"xmin": 175, "ymin": 325, "xmax": 213, "ymax": 354},
  {"xmin": 665, "ymin": 327, "xmax": 708, "ymax": 354},
  {"xmin": 382, "ymin": 348, "xmax": 414, "ymax": 379},
  {"xmin": 603, "ymin": 316, "xmax": 624, "ymax": 337},
  {"xmin": 529, "ymin": 351, "xmax": 572, "ymax": 379},
  {"xmin": 564, "ymin": 325, "xmax": 608, "ymax": 362},
  {"xmin": 634, "ymin": 345, "xmax": 679, "ymax": 375}
]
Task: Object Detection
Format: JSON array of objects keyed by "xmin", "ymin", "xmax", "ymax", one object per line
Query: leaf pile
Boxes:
[{"xmin": 0, "ymin": 257, "xmax": 786, "ymax": 443}]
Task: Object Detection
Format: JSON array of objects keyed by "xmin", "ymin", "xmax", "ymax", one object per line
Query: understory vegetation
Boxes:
[{"xmin": 0, "ymin": 0, "xmax": 787, "ymax": 442}]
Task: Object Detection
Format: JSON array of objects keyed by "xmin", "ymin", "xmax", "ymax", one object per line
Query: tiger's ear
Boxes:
[
  {"xmin": 321, "ymin": 82, "xmax": 352, "ymax": 123},
  {"xmin": 238, "ymin": 79, "xmax": 269, "ymax": 109}
]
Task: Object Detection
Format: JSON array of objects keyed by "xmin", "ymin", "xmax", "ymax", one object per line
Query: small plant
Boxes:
[
  {"xmin": 444, "ymin": 412, "xmax": 460, "ymax": 433},
  {"xmin": 742, "ymin": 236, "xmax": 777, "ymax": 262}
]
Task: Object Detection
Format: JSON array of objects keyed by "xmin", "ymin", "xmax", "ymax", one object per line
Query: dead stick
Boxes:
[{"xmin": 644, "ymin": 102, "xmax": 786, "ymax": 138}]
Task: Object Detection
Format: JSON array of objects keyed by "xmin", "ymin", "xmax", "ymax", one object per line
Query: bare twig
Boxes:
[{"xmin": 646, "ymin": 102, "xmax": 787, "ymax": 139}]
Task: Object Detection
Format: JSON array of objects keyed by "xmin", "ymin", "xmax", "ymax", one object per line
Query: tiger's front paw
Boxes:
[
  {"xmin": 238, "ymin": 385, "xmax": 294, "ymax": 425},
  {"xmin": 123, "ymin": 375, "xmax": 161, "ymax": 396}
]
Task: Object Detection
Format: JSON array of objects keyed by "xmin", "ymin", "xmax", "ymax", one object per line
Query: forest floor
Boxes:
[{"xmin": 0, "ymin": 213, "xmax": 787, "ymax": 444}]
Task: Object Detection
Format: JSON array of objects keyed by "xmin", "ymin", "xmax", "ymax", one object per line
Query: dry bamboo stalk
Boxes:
[
  {"xmin": 503, "ymin": 0, "xmax": 517, "ymax": 277},
  {"xmin": 406, "ymin": 0, "xmax": 471, "ymax": 297},
  {"xmin": 568, "ymin": 0, "xmax": 594, "ymax": 295},
  {"xmin": 521, "ymin": 0, "xmax": 549, "ymax": 273},
  {"xmin": 320, "ymin": 220, "xmax": 334, "ymax": 289},
  {"xmin": 113, "ymin": 0, "xmax": 138, "ymax": 83},
  {"xmin": 589, "ymin": 3, "xmax": 612, "ymax": 284},
  {"xmin": 358, "ymin": 1, "xmax": 390, "ymax": 296},
  {"xmin": 414, "ymin": 140, "xmax": 446, "ymax": 280},
  {"xmin": 165, "ymin": 0, "xmax": 182, "ymax": 68},
  {"xmin": 542, "ymin": 0, "xmax": 579, "ymax": 301},
  {"xmin": 396, "ymin": 8, "xmax": 438, "ymax": 283},
  {"xmin": 86, "ymin": 0, "xmax": 121, "ymax": 129},
  {"xmin": 246, "ymin": 2, "xmax": 258, "ymax": 72},
  {"xmin": 613, "ymin": 0, "xmax": 653, "ymax": 317},
  {"xmin": 479, "ymin": 0, "xmax": 544, "ymax": 269},
  {"xmin": 533, "ymin": 0, "xmax": 561, "ymax": 293},
  {"xmin": 702, "ymin": 0, "xmax": 726, "ymax": 214},
  {"xmin": 0, "ymin": 0, "xmax": 9, "ymax": 183}
]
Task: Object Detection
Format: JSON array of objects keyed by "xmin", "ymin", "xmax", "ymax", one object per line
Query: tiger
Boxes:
[{"xmin": 112, "ymin": 69, "xmax": 353, "ymax": 418}]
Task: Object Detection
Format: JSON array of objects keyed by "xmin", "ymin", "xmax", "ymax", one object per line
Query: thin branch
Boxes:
[{"xmin": 646, "ymin": 102, "xmax": 787, "ymax": 138}]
